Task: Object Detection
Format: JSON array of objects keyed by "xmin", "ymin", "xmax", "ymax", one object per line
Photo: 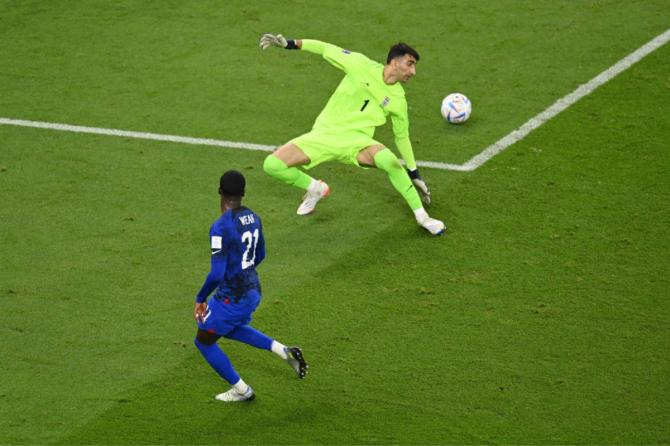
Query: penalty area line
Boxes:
[
  {"xmin": 460, "ymin": 27, "xmax": 670, "ymax": 171},
  {"xmin": 0, "ymin": 117, "xmax": 277, "ymax": 153},
  {"xmin": 0, "ymin": 116, "xmax": 468, "ymax": 170}
]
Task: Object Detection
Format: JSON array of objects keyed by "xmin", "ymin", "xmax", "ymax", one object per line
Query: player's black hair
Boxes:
[
  {"xmin": 219, "ymin": 170, "xmax": 246, "ymax": 197},
  {"xmin": 387, "ymin": 42, "xmax": 420, "ymax": 64}
]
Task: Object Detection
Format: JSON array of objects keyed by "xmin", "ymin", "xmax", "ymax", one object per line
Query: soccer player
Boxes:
[
  {"xmin": 260, "ymin": 33, "xmax": 446, "ymax": 235},
  {"xmin": 193, "ymin": 170, "xmax": 308, "ymax": 402}
]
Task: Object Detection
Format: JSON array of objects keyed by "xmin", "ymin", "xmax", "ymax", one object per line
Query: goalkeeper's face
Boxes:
[{"xmin": 393, "ymin": 54, "xmax": 417, "ymax": 83}]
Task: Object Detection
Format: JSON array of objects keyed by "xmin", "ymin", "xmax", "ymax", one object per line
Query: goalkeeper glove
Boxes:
[
  {"xmin": 407, "ymin": 168, "xmax": 432, "ymax": 205},
  {"xmin": 259, "ymin": 33, "xmax": 299, "ymax": 50}
]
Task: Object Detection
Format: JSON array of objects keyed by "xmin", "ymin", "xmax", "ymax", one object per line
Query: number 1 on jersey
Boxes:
[{"xmin": 360, "ymin": 99, "xmax": 370, "ymax": 112}]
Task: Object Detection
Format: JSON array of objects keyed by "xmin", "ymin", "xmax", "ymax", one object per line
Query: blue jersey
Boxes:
[{"xmin": 195, "ymin": 207, "xmax": 265, "ymax": 311}]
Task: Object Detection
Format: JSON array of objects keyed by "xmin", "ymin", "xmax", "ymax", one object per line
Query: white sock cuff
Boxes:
[
  {"xmin": 413, "ymin": 207, "xmax": 428, "ymax": 222},
  {"xmin": 271, "ymin": 340, "xmax": 288, "ymax": 359},
  {"xmin": 307, "ymin": 179, "xmax": 321, "ymax": 195},
  {"xmin": 233, "ymin": 378, "xmax": 249, "ymax": 394}
]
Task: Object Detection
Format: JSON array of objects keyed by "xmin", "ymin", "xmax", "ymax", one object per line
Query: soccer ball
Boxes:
[{"xmin": 441, "ymin": 93, "xmax": 471, "ymax": 124}]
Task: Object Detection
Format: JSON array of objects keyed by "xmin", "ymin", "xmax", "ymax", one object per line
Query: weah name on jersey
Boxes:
[{"xmin": 239, "ymin": 214, "xmax": 255, "ymax": 226}]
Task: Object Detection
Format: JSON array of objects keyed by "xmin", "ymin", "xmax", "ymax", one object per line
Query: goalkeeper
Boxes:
[{"xmin": 260, "ymin": 33, "xmax": 446, "ymax": 235}]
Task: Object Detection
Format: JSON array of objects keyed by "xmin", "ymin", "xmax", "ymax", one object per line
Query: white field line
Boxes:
[
  {"xmin": 0, "ymin": 117, "xmax": 277, "ymax": 152},
  {"xmin": 1, "ymin": 28, "xmax": 668, "ymax": 171},
  {"xmin": 459, "ymin": 27, "xmax": 670, "ymax": 171}
]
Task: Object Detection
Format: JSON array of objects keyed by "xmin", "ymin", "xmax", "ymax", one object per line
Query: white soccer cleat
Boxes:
[
  {"xmin": 214, "ymin": 386, "xmax": 255, "ymax": 402},
  {"xmin": 297, "ymin": 180, "xmax": 330, "ymax": 215},
  {"xmin": 417, "ymin": 216, "xmax": 446, "ymax": 235}
]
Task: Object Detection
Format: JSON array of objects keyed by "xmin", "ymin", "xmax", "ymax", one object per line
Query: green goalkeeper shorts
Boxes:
[{"xmin": 290, "ymin": 130, "xmax": 381, "ymax": 169}]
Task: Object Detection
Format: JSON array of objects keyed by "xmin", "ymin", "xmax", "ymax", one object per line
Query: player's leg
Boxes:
[
  {"xmin": 195, "ymin": 299, "xmax": 255, "ymax": 402},
  {"xmin": 356, "ymin": 144, "xmax": 421, "ymax": 209},
  {"xmin": 194, "ymin": 329, "xmax": 238, "ymax": 386},
  {"xmin": 225, "ymin": 325, "xmax": 308, "ymax": 379},
  {"xmin": 194, "ymin": 328, "xmax": 255, "ymax": 402},
  {"xmin": 357, "ymin": 145, "xmax": 446, "ymax": 235},
  {"xmin": 263, "ymin": 142, "xmax": 329, "ymax": 215},
  {"xmin": 263, "ymin": 143, "xmax": 313, "ymax": 188}
]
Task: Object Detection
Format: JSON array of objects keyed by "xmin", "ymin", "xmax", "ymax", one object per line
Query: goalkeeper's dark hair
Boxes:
[
  {"xmin": 387, "ymin": 42, "xmax": 420, "ymax": 64},
  {"xmin": 219, "ymin": 170, "xmax": 246, "ymax": 198}
]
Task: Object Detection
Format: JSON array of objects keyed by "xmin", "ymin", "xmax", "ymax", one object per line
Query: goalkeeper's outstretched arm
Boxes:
[
  {"xmin": 259, "ymin": 34, "xmax": 332, "ymax": 56},
  {"xmin": 259, "ymin": 33, "xmax": 365, "ymax": 74}
]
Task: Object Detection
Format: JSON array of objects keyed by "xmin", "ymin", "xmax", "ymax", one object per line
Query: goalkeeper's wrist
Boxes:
[
  {"xmin": 285, "ymin": 39, "xmax": 299, "ymax": 50},
  {"xmin": 195, "ymin": 296, "xmax": 206, "ymax": 304},
  {"xmin": 406, "ymin": 168, "xmax": 421, "ymax": 180}
]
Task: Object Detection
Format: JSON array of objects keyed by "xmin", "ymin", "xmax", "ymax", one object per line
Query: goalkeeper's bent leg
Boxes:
[
  {"xmin": 373, "ymin": 148, "xmax": 422, "ymax": 211},
  {"xmin": 263, "ymin": 154, "xmax": 313, "ymax": 190}
]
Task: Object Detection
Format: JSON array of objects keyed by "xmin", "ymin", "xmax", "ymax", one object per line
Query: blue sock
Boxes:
[
  {"xmin": 224, "ymin": 325, "xmax": 273, "ymax": 350},
  {"xmin": 194, "ymin": 339, "xmax": 240, "ymax": 385}
]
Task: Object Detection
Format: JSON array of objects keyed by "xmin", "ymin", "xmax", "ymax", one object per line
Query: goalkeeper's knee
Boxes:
[
  {"xmin": 263, "ymin": 154, "xmax": 313, "ymax": 189},
  {"xmin": 373, "ymin": 148, "xmax": 404, "ymax": 174},
  {"xmin": 263, "ymin": 154, "xmax": 288, "ymax": 179}
]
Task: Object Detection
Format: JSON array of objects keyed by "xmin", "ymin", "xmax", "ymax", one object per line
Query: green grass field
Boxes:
[{"xmin": 1, "ymin": 1, "xmax": 669, "ymax": 444}]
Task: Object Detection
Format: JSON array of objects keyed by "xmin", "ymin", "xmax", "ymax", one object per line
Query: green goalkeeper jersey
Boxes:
[{"xmin": 301, "ymin": 39, "xmax": 417, "ymax": 170}]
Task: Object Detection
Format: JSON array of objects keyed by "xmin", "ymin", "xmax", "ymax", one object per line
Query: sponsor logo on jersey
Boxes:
[
  {"xmin": 381, "ymin": 96, "xmax": 391, "ymax": 107},
  {"xmin": 342, "ymin": 49, "xmax": 351, "ymax": 54}
]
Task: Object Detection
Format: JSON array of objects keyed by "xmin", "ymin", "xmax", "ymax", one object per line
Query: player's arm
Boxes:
[
  {"xmin": 193, "ymin": 234, "xmax": 227, "ymax": 322},
  {"xmin": 392, "ymin": 106, "xmax": 432, "ymax": 205},
  {"xmin": 255, "ymin": 221, "xmax": 266, "ymax": 266},
  {"xmin": 259, "ymin": 33, "xmax": 364, "ymax": 73}
]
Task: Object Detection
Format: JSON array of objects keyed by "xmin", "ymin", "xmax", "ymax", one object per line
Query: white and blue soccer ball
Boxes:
[{"xmin": 441, "ymin": 93, "xmax": 471, "ymax": 124}]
